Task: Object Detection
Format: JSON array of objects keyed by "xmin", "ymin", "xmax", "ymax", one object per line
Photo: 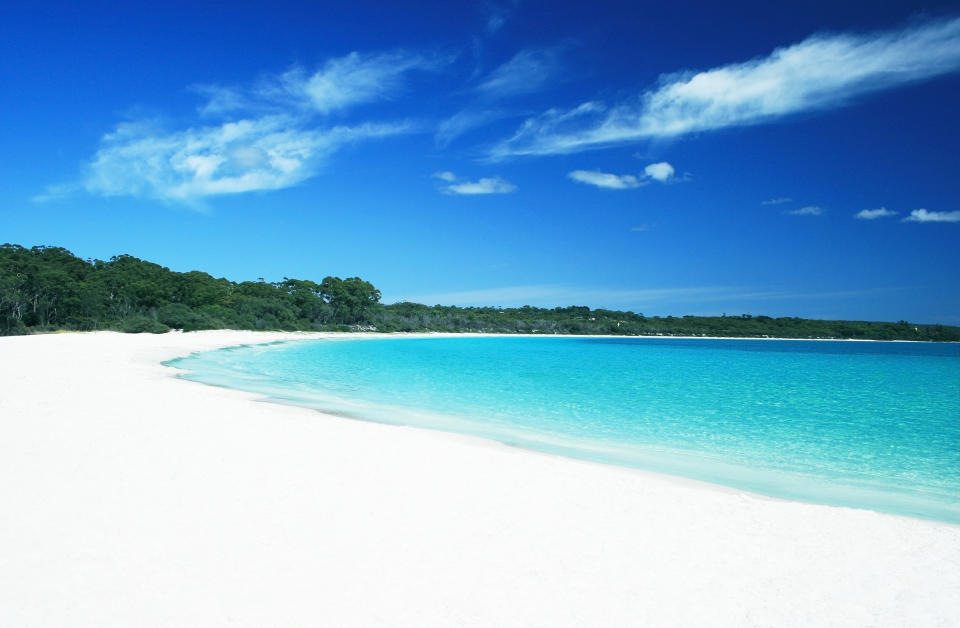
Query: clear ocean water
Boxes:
[{"xmin": 167, "ymin": 336, "xmax": 960, "ymax": 522}]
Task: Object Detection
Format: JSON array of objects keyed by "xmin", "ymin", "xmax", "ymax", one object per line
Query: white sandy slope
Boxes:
[{"xmin": 1, "ymin": 331, "xmax": 958, "ymax": 627}]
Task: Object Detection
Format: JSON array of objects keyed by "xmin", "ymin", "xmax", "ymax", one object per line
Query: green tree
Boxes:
[{"xmin": 320, "ymin": 276, "xmax": 381, "ymax": 324}]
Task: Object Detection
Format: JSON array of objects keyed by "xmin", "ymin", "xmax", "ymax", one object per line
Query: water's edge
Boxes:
[{"xmin": 164, "ymin": 335, "xmax": 960, "ymax": 524}]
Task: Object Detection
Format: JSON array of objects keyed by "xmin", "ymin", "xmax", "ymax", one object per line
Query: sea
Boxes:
[{"xmin": 166, "ymin": 336, "xmax": 960, "ymax": 523}]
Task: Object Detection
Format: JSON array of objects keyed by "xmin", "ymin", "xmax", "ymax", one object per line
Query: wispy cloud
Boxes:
[
  {"xmin": 79, "ymin": 117, "xmax": 410, "ymax": 204},
  {"xmin": 31, "ymin": 183, "xmax": 81, "ymax": 203},
  {"xmin": 489, "ymin": 16, "xmax": 960, "ymax": 157},
  {"xmin": 762, "ymin": 197, "xmax": 793, "ymax": 205},
  {"xmin": 483, "ymin": 3, "xmax": 511, "ymax": 35},
  {"xmin": 193, "ymin": 84, "xmax": 249, "ymax": 117},
  {"xmin": 568, "ymin": 170, "xmax": 642, "ymax": 189},
  {"xmin": 787, "ymin": 206, "xmax": 824, "ymax": 216},
  {"xmin": 476, "ymin": 47, "xmax": 562, "ymax": 98},
  {"xmin": 432, "ymin": 171, "xmax": 457, "ymax": 183},
  {"xmin": 903, "ymin": 208, "xmax": 960, "ymax": 223},
  {"xmin": 435, "ymin": 108, "xmax": 505, "ymax": 148},
  {"xmin": 298, "ymin": 52, "xmax": 444, "ymax": 113},
  {"xmin": 199, "ymin": 51, "xmax": 445, "ymax": 117},
  {"xmin": 855, "ymin": 207, "xmax": 898, "ymax": 220},
  {"xmin": 435, "ymin": 172, "xmax": 516, "ymax": 195},
  {"xmin": 434, "ymin": 46, "xmax": 564, "ymax": 147},
  {"xmin": 40, "ymin": 51, "xmax": 443, "ymax": 204}
]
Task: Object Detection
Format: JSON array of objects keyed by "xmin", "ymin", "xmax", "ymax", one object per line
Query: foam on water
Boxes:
[{"xmin": 167, "ymin": 336, "xmax": 960, "ymax": 522}]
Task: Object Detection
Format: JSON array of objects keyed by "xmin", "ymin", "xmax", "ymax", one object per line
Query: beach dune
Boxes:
[{"xmin": 1, "ymin": 331, "xmax": 957, "ymax": 627}]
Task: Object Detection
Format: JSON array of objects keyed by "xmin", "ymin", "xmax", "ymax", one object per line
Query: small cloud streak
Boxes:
[
  {"xmin": 432, "ymin": 171, "xmax": 457, "ymax": 183},
  {"xmin": 436, "ymin": 172, "xmax": 517, "ymax": 195},
  {"xmin": 568, "ymin": 170, "xmax": 643, "ymax": 189},
  {"xmin": 435, "ymin": 109, "xmax": 504, "ymax": 148},
  {"xmin": 489, "ymin": 17, "xmax": 960, "ymax": 157},
  {"xmin": 762, "ymin": 197, "xmax": 793, "ymax": 205},
  {"xmin": 855, "ymin": 207, "xmax": 898, "ymax": 220},
  {"xmin": 787, "ymin": 206, "xmax": 824, "ymax": 216},
  {"xmin": 568, "ymin": 161, "xmax": 677, "ymax": 189},
  {"xmin": 903, "ymin": 208, "xmax": 960, "ymax": 223},
  {"xmin": 476, "ymin": 47, "xmax": 561, "ymax": 98}
]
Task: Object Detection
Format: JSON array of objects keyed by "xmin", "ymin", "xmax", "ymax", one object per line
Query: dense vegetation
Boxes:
[{"xmin": 2, "ymin": 244, "xmax": 957, "ymax": 341}]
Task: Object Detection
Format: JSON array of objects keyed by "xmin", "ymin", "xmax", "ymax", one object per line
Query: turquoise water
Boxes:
[{"xmin": 167, "ymin": 336, "xmax": 960, "ymax": 522}]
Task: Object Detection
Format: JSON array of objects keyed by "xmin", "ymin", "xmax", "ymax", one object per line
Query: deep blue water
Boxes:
[{"xmin": 167, "ymin": 337, "xmax": 960, "ymax": 522}]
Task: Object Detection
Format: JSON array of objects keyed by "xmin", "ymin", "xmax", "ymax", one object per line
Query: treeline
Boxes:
[
  {"xmin": 372, "ymin": 303, "xmax": 959, "ymax": 341},
  {"xmin": 2, "ymin": 244, "xmax": 957, "ymax": 341},
  {"xmin": 0, "ymin": 244, "xmax": 379, "ymax": 335}
]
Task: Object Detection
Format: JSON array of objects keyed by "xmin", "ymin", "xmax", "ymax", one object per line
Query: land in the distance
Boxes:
[{"xmin": 2, "ymin": 243, "xmax": 957, "ymax": 341}]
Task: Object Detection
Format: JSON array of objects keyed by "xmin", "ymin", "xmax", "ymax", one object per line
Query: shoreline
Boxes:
[
  {"xmin": 2, "ymin": 330, "xmax": 958, "ymax": 626},
  {"xmin": 167, "ymin": 331, "xmax": 959, "ymax": 524},
  {"xmin": 26, "ymin": 328, "xmax": 958, "ymax": 344}
]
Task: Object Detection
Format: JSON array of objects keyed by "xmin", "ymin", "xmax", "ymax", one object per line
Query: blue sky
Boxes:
[{"xmin": 2, "ymin": 1, "xmax": 959, "ymax": 323}]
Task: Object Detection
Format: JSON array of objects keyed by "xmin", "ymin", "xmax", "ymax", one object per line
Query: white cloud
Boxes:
[
  {"xmin": 301, "ymin": 52, "xmax": 440, "ymax": 113},
  {"xmin": 855, "ymin": 207, "xmax": 898, "ymax": 219},
  {"xmin": 41, "ymin": 50, "xmax": 443, "ymax": 204},
  {"xmin": 761, "ymin": 197, "xmax": 792, "ymax": 205},
  {"xmin": 489, "ymin": 17, "xmax": 960, "ymax": 157},
  {"xmin": 194, "ymin": 52, "xmax": 444, "ymax": 117},
  {"xmin": 476, "ymin": 48, "xmax": 561, "ymax": 98},
  {"xmin": 903, "ymin": 208, "xmax": 960, "ymax": 223},
  {"xmin": 439, "ymin": 174, "xmax": 516, "ymax": 195},
  {"xmin": 80, "ymin": 117, "xmax": 410, "ymax": 203},
  {"xmin": 568, "ymin": 161, "xmax": 677, "ymax": 189},
  {"xmin": 787, "ymin": 206, "xmax": 824, "ymax": 216},
  {"xmin": 434, "ymin": 171, "xmax": 516, "ymax": 194},
  {"xmin": 568, "ymin": 170, "xmax": 642, "ymax": 189},
  {"xmin": 644, "ymin": 162, "xmax": 674, "ymax": 182},
  {"xmin": 432, "ymin": 171, "xmax": 457, "ymax": 183}
]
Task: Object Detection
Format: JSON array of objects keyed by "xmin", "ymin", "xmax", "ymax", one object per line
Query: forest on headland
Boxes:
[{"xmin": 2, "ymin": 244, "xmax": 957, "ymax": 341}]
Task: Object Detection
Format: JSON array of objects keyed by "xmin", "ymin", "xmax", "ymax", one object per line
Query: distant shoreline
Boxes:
[
  {"xmin": 357, "ymin": 331, "xmax": 958, "ymax": 343},
  {"xmin": 5, "ymin": 245, "xmax": 957, "ymax": 341},
  {"xmin": 31, "ymin": 328, "xmax": 960, "ymax": 344}
]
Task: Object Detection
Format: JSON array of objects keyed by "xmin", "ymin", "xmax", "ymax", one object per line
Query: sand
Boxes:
[{"xmin": 1, "ymin": 330, "xmax": 957, "ymax": 627}]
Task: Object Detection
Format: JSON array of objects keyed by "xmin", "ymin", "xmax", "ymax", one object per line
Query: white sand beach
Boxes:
[{"xmin": 1, "ymin": 330, "xmax": 958, "ymax": 627}]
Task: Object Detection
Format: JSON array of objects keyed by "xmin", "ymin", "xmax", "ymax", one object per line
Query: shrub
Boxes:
[{"xmin": 120, "ymin": 315, "xmax": 170, "ymax": 334}]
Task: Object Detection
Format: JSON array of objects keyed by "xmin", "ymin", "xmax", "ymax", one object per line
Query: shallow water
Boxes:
[{"xmin": 167, "ymin": 336, "xmax": 960, "ymax": 522}]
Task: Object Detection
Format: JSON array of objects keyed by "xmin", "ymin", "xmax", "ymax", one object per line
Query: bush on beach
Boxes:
[{"xmin": 119, "ymin": 315, "xmax": 170, "ymax": 334}]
